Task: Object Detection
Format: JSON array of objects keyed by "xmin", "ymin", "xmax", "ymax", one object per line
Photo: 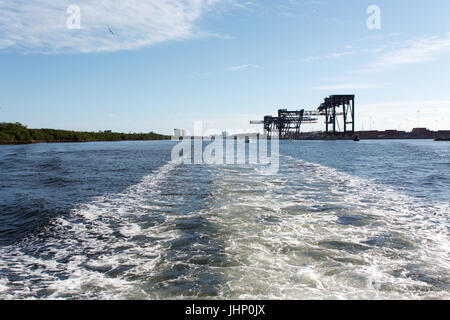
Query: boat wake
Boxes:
[{"xmin": 0, "ymin": 154, "xmax": 448, "ymax": 299}]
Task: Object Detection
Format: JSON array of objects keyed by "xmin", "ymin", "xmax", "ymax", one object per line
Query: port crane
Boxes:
[{"xmin": 250, "ymin": 95, "xmax": 355, "ymax": 139}]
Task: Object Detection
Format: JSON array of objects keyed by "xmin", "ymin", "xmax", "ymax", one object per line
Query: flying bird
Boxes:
[{"xmin": 107, "ymin": 26, "xmax": 114, "ymax": 35}]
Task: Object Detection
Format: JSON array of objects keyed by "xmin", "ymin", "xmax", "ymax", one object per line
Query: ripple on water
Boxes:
[{"xmin": 0, "ymin": 143, "xmax": 449, "ymax": 300}]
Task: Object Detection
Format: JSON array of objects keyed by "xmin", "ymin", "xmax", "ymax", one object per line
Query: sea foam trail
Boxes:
[
  {"xmin": 0, "ymin": 152, "xmax": 448, "ymax": 299},
  {"xmin": 0, "ymin": 161, "xmax": 179, "ymax": 299},
  {"xmin": 209, "ymin": 155, "xmax": 449, "ymax": 299}
]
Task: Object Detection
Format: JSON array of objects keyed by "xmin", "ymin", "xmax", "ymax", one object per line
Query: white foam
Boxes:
[
  {"xmin": 0, "ymin": 160, "xmax": 180, "ymax": 299},
  {"xmin": 1, "ymin": 154, "xmax": 448, "ymax": 300},
  {"xmin": 210, "ymin": 155, "xmax": 450, "ymax": 299},
  {"xmin": 0, "ymin": 278, "xmax": 8, "ymax": 294}
]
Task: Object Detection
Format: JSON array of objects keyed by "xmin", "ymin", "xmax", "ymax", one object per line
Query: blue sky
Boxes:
[{"xmin": 1, "ymin": 0, "xmax": 450, "ymax": 135}]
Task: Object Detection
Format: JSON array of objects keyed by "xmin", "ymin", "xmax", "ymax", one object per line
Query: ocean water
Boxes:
[{"xmin": 0, "ymin": 140, "xmax": 448, "ymax": 299}]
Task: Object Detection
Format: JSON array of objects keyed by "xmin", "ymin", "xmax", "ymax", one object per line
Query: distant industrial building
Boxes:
[
  {"xmin": 411, "ymin": 128, "xmax": 434, "ymax": 139},
  {"xmin": 356, "ymin": 128, "xmax": 450, "ymax": 140},
  {"xmin": 437, "ymin": 130, "xmax": 450, "ymax": 138},
  {"xmin": 173, "ymin": 128, "xmax": 187, "ymax": 137}
]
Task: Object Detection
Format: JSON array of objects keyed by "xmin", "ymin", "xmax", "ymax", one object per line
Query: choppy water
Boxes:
[{"xmin": 0, "ymin": 140, "xmax": 449, "ymax": 299}]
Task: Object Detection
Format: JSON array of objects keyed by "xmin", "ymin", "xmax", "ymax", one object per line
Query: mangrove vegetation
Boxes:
[{"xmin": 0, "ymin": 122, "xmax": 170, "ymax": 144}]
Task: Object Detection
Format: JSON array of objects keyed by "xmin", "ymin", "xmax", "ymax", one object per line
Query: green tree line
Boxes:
[{"xmin": 0, "ymin": 122, "xmax": 170, "ymax": 143}]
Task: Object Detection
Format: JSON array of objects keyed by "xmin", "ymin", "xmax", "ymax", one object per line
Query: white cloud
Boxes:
[
  {"xmin": 308, "ymin": 83, "xmax": 384, "ymax": 90},
  {"xmin": 360, "ymin": 100, "xmax": 450, "ymax": 110},
  {"xmin": 226, "ymin": 64, "xmax": 259, "ymax": 71},
  {"xmin": 0, "ymin": 0, "xmax": 225, "ymax": 53},
  {"xmin": 303, "ymin": 49, "xmax": 358, "ymax": 63},
  {"xmin": 358, "ymin": 34, "xmax": 450, "ymax": 73},
  {"xmin": 357, "ymin": 100, "xmax": 450, "ymax": 131},
  {"xmin": 304, "ymin": 34, "xmax": 450, "ymax": 76}
]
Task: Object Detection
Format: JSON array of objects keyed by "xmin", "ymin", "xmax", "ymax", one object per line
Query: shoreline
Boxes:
[
  {"xmin": 1, "ymin": 137, "xmax": 446, "ymax": 145},
  {"xmin": 293, "ymin": 137, "xmax": 444, "ymax": 141},
  {"xmin": 0, "ymin": 139, "xmax": 173, "ymax": 145},
  {"xmin": 0, "ymin": 123, "xmax": 171, "ymax": 145}
]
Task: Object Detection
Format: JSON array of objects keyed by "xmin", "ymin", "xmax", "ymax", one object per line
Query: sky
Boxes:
[{"xmin": 1, "ymin": 0, "xmax": 450, "ymax": 135}]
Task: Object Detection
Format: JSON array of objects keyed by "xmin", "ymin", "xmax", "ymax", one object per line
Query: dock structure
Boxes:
[
  {"xmin": 319, "ymin": 95, "xmax": 355, "ymax": 135},
  {"xmin": 251, "ymin": 95, "xmax": 355, "ymax": 139},
  {"xmin": 263, "ymin": 110, "xmax": 318, "ymax": 139}
]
